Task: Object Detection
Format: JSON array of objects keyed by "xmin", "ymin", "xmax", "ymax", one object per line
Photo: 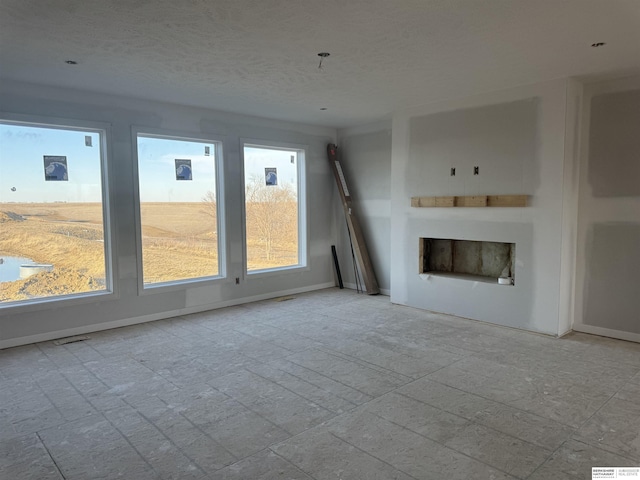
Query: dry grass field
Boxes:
[
  {"xmin": 0, "ymin": 204, "xmax": 106, "ymax": 302},
  {"xmin": 0, "ymin": 201, "xmax": 298, "ymax": 303},
  {"xmin": 138, "ymin": 202, "xmax": 219, "ymax": 284}
]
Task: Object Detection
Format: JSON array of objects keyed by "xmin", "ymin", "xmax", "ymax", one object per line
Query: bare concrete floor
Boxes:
[{"xmin": 1, "ymin": 288, "xmax": 639, "ymax": 479}]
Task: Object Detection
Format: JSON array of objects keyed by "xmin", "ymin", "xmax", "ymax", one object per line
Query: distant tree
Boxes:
[
  {"xmin": 245, "ymin": 174, "xmax": 297, "ymax": 262},
  {"xmin": 201, "ymin": 190, "xmax": 217, "ymax": 220}
]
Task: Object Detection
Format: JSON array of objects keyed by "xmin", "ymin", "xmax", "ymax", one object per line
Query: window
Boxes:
[
  {"xmin": 243, "ymin": 143, "xmax": 306, "ymax": 272},
  {"xmin": 135, "ymin": 133, "xmax": 222, "ymax": 287},
  {"xmin": 0, "ymin": 120, "xmax": 111, "ymax": 305}
]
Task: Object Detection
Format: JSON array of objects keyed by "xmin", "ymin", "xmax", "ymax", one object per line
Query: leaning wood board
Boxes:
[
  {"xmin": 411, "ymin": 195, "xmax": 528, "ymax": 207},
  {"xmin": 327, "ymin": 144, "xmax": 380, "ymax": 295}
]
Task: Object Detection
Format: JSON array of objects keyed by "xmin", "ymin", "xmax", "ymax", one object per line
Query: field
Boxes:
[{"xmin": 0, "ymin": 201, "xmax": 298, "ymax": 303}]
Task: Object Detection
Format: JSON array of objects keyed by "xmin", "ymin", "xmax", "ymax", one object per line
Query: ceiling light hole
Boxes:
[
  {"xmin": 591, "ymin": 42, "xmax": 606, "ymax": 48},
  {"xmin": 320, "ymin": 108, "xmax": 328, "ymax": 111},
  {"xmin": 317, "ymin": 52, "xmax": 330, "ymax": 70},
  {"xmin": 65, "ymin": 60, "xmax": 78, "ymax": 65}
]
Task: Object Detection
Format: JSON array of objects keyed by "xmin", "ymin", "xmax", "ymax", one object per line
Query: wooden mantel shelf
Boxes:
[{"xmin": 411, "ymin": 195, "xmax": 528, "ymax": 208}]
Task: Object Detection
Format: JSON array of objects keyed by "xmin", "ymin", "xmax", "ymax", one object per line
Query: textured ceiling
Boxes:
[{"xmin": 1, "ymin": 0, "xmax": 639, "ymax": 127}]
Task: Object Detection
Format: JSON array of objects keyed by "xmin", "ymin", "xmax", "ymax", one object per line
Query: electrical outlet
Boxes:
[
  {"xmin": 235, "ymin": 277, "xmax": 239, "ymax": 285},
  {"xmin": 473, "ymin": 166, "xmax": 479, "ymax": 175},
  {"xmin": 450, "ymin": 167, "xmax": 456, "ymax": 176}
]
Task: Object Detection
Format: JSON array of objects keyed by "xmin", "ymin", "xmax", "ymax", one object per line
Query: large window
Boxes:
[
  {"xmin": 0, "ymin": 120, "xmax": 111, "ymax": 305},
  {"xmin": 243, "ymin": 143, "xmax": 306, "ymax": 272},
  {"xmin": 135, "ymin": 133, "xmax": 222, "ymax": 287}
]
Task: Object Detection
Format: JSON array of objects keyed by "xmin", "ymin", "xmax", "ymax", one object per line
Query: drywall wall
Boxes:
[
  {"xmin": 408, "ymin": 99, "xmax": 539, "ymax": 196},
  {"xmin": 588, "ymin": 89, "xmax": 640, "ymax": 197},
  {"xmin": 582, "ymin": 223, "xmax": 640, "ymax": 333},
  {"xmin": 557, "ymin": 78, "xmax": 582, "ymax": 337},
  {"xmin": 335, "ymin": 122, "xmax": 392, "ymax": 293},
  {"xmin": 391, "ymin": 79, "xmax": 571, "ymax": 335},
  {"xmin": 0, "ymin": 80, "xmax": 337, "ymax": 348},
  {"xmin": 573, "ymin": 76, "xmax": 640, "ymax": 342}
]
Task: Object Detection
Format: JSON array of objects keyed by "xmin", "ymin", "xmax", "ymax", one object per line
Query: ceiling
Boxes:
[{"xmin": 1, "ymin": 0, "xmax": 639, "ymax": 128}]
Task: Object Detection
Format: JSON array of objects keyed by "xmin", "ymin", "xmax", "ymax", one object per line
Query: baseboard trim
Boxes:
[
  {"xmin": 573, "ymin": 324, "xmax": 640, "ymax": 344},
  {"xmin": 0, "ymin": 282, "xmax": 336, "ymax": 350},
  {"xmin": 343, "ymin": 282, "xmax": 390, "ymax": 296}
]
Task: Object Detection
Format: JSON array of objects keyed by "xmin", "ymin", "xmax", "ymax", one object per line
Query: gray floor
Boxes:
[{"xmin": 1, "ymin": 288, "xmax": 639, "ymax": 480}]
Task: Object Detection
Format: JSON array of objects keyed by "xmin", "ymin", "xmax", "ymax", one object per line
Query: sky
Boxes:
[
  {"xmin": 0, "ymin": 123, "xmax": 299, "ymax": 204},
  {"xmin": 0, "ymin": 124, "xmax": 102, "ymax": 203}
]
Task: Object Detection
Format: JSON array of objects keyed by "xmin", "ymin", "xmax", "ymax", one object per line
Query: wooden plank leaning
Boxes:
[{"xmin": 327, "ymin": 144, "xmax": 380, "ymax": 295}]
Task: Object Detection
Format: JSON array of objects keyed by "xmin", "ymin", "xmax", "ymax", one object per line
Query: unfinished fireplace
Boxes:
[{"xmin": 419, "ymin": 238, "xmax": 515, "ymax": 285}]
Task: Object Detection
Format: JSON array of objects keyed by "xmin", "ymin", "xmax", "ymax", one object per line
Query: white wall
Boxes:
[
  {"xmin": 557, "ymin": 79, "xmax": 583, "ymax": 337},
  {"xmin": 0, "ymin": 80, "xmax": 337, "ymax": 348},
  {"xmin": 390, "ymin": 79, "xmax": 572, "ymax": 335},
  {"xmin": 335, "ymin": 121, "xmax": 392, "ymax": 294},
  {"xmin": 573, "ymin": 76, "xmax": 640, "ymax": 342}
]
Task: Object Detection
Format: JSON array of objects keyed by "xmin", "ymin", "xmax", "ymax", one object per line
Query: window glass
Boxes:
[
  {"xmin": 136, "ymin": 135, "xmax": 220, "ymax": 285},
  {"xmin": 0, "ymin": 122, "xmax": 109, "ymax": 304},
  {"xmin": 244, "ymin": 144, "xmax": 304, "ymax": 272}
]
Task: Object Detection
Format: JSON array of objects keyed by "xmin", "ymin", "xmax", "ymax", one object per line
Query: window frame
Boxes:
[
  {"xmin": 240, "ymin": 138, "xmax": 308, "ymax": 277},
  {"xmin": 0, "ymin": 112, "xmax": 117, "ymax": 312},
  {"xmin": 132, "ymin": 127, "xmax": 226, "ymax": 294}
]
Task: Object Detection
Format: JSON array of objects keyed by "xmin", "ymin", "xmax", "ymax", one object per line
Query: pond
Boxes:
[{"xmin": 0, "ymin": 256, "xmax": 36, "ymax": 282}]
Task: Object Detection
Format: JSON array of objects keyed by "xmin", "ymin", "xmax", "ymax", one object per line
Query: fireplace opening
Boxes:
[{"xmin": 419, "ymin": 238, "xmax": 515, "ymax": 285}]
